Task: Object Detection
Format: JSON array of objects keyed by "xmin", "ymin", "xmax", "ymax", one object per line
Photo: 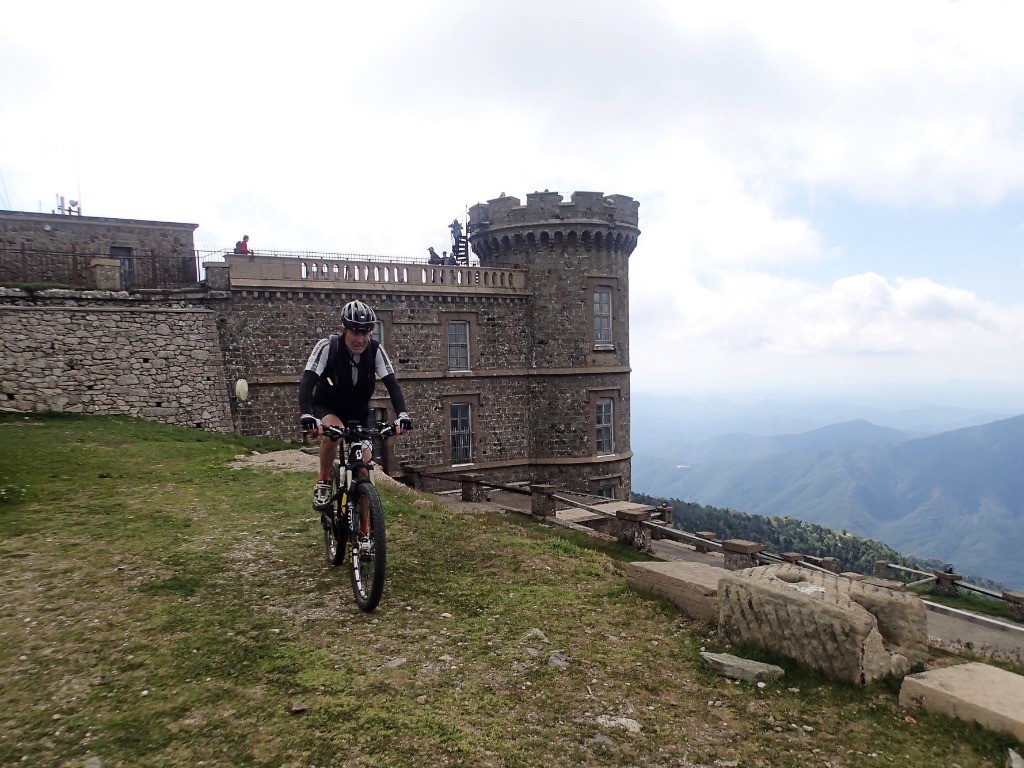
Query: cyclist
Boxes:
[{"xmin": 299, "ymin": 300, "xmax": 411, "ymax": 510}]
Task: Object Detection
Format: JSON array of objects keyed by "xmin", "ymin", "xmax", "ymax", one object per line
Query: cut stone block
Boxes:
[
  {"xmin": 721, "ymin": 538, "xmax": 763, "ymax": 554},
  {"xmin": 718, "ymin": 563, "xmax": 928, "ymax": 685},
  {"xmin": 900, "ymin": 662, "xmax": 1024, "ymax": 742},
  {"xmin": 624, "ymin": 560, "xmax": 722, "ymax": 622},
  {"xmin": 700, "ymin": 651, "xmax": 784, "ymax": 682}
]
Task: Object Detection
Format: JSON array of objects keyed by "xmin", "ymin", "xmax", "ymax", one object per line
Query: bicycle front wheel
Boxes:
[{"xmin": 349, "ymin": 482, "xmax": 386, "ymax": 611}]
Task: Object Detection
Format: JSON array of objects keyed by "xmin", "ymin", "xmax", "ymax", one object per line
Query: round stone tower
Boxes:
[{"xmin": 468, "ymin": 191, "xmax": 640, "ymax": 498}]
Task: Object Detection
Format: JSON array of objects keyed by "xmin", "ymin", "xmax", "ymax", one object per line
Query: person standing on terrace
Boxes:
[{"xmin": 233, "ymin": 235, "xmax": 253, "ymax": 255}]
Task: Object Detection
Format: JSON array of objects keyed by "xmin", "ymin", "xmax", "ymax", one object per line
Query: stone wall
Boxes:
[{"xmin": 0, "ymin": 288, "xmax": 232, "ymax": 432}]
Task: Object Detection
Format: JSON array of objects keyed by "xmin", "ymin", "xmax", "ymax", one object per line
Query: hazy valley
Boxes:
[{"xmin": 631, "ymin": 394, "xmax": 1024, "ymax": 590}]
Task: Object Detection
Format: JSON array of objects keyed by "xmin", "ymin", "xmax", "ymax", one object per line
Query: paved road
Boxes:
[{"xmin": 924, "ymin": 602, "xmax": 1024, "ymax": 664}]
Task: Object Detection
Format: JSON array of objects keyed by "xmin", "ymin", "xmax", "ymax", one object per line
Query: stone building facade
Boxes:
[
  {"xmin": 0, "ymin": 210, "xmax": 198, "ymax": 289},
  {"xmin": 0, "ymin": 191, "xmax": 640, "ymax": 498},
  {"xmin": 466, "ymin": 191, "xmax": 639, "ymax": 494}
]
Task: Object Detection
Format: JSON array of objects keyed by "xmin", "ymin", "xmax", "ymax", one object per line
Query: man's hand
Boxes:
[
  {"xmin": 394, "ymin": 412, "xmax": 412, "ymax": 435},
  {"xmin": 300, "ymin": 414, "xmax": 321, "ymax": 436}
]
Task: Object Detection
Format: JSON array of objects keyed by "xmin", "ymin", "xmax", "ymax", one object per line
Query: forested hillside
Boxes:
[
  {"xmin": 632, "ymin": 415, "xmax": 1024, "ymax": 589},
  {"xmin": 634, "ymin": 492, "xmax": 911, "ymax": 575}
]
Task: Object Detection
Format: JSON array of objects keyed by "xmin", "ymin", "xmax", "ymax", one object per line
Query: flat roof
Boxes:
[{"xmin": 0, "ymin": 209, "xmax": 198, "ymax": 230}]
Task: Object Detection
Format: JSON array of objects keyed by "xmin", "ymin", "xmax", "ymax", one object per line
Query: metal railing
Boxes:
[
  {"xmin": 0, "ymin": 246, "xmax": 199, "ymax": 290},
  {"xmin": 0, "ymin": 246, "xmax": 89, "ymax": 286},
  {"xmin": 195, "ymin": 247, "xmax": 478, "ymax": 268},
  {"xmin": 881, "ymin": 562, "xmax": 1006, "ymax": 599}
]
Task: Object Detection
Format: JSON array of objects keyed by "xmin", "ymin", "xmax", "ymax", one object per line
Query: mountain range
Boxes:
[{"xmin": 631, "ymin": 409, "xmax": 1024, "ymax": 591}]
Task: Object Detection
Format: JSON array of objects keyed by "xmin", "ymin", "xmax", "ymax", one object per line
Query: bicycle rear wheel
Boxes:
[
  {"xmin": 349, "ymin": 482, "xmax": 386, "ymax": 611},
  {"xmin": 323, "ymin": 469, "xmax": 345, "ymax": 567}
]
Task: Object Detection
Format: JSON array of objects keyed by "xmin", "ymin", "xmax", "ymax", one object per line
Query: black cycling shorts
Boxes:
[{"xmin": 311, "ymin": 402, "xmax": 369, "ymax": 427}]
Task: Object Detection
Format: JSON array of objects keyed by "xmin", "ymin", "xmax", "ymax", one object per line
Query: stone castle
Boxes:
[{"xmin": 0, "ymin": 190, "xmax": 640, "ymax": 497}]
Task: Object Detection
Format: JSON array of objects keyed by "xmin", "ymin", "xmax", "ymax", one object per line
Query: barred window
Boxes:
[
  {"xmin": 594, "ymin": 286, "xmax": 613, "ymax": 343},
  {"xmin": 595, "ymin": 398, "xmax": 614, "ymax": 455},
  {"xmin": 450, "ymin": 403, "xmax": 473, "ymax": 464},
  {"xmin": 448, "ymin": 321, "xmax": 469, "ymax": 370}
]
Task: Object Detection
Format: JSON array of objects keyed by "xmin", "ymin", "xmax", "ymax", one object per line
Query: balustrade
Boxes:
[{"xmin": 221, "ymin": 253, "xmax": 521, "ymax": 291}]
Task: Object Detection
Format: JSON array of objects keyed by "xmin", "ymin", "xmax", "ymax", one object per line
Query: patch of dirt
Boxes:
[
  {"xmin": 228, "ymin": 449, "xmax": 407, "ymax": 491},
  {"xmin": 229, "ymin": 449, "xmax": 318, "ymax": 473}
]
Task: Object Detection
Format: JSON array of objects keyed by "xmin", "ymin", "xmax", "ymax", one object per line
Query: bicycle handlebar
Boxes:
[{"xmin": 321, "ymin": 422, "xmax": 406, "ymax": 441}]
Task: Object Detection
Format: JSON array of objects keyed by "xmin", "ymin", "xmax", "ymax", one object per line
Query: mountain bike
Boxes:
[{"xmin": 318, "ymin": 421, "xmax": 400, "ymax": 611}]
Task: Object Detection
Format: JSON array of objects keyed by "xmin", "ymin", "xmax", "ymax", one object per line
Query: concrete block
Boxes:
[
  {"xmin": 722, "ymin": 538, "xmax": 763, "ymax": 554},
  {"xmin": 530, "ymin": 484, "xmax": 556, "ymax": 518},
  {"xmin": 90, "ymin": 258, "xmax": 121, "ymax": 291},
  {"xmin": 900, "ymin": 662, "xmax": 1024, "ymax": 742},
  {"xmin": 694, "ymin": 531, "xmax": 717, "ymax": 553},
  {"xmin": 1003, "ymin": 591, "xmax": 1024, "ymax": 621},
  {"xmin": 722, "ymin": 539, "xmax": 765, "ymax": 570}
]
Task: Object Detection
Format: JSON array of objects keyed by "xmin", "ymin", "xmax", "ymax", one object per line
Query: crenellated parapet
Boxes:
[{"xmin": 468, "ymin": 191, "xmax": 640, "ymax": 261}]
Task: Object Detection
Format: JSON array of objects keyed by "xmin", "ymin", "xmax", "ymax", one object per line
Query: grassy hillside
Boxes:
[{"xmin": 0, "ymin": 414, "xmax": 1019, "ymax": 767}]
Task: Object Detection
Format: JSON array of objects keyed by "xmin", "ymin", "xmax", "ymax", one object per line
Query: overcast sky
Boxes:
[{"xmin": 3, "ymin": 1, "xmax": 1024, "ymax": 410}]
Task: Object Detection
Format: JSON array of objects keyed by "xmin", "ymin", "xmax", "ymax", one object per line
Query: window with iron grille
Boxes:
[
  {"xmin": 450, "ymin": 403, "xmax": 473, "ymax": 464},
  {"xmin": 594, "ymin": 286, "xmax": 613, "ymax": 343},
  {"xmin": 595, "ymin": 397, "xmax": 614, "ymax": 455},
  {"xmin": 448, "ymin": 321, "xmax": 469, "ymax": 370}
]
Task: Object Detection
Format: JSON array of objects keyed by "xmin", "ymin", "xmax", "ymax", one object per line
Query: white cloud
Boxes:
[
  {"xmin": 632, "ymin": 268, "xmax": 1024, "ymax": 395},
  {"xmin": 4, "ymin": 0, "xmax": 1024, "ymax": 405}
]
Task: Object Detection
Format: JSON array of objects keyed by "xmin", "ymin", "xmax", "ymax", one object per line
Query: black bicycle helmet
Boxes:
[{"xmin": 340, "ymin": 300, "xmax": 377, "ymax": 332}]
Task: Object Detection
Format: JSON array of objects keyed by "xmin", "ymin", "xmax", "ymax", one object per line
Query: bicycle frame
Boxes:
[
  {"xmin": 320, "ymin": 421, "xmax": 397, "ymax": 611},
  {"xmin": 324, "ymin": 421, "xmax": 392, "ymax": 503}
]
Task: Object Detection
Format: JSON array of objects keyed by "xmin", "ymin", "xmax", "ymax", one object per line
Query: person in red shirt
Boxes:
[{"xmin": 233, "ymin": 235, "xmax": 252, "ymax": 255}]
